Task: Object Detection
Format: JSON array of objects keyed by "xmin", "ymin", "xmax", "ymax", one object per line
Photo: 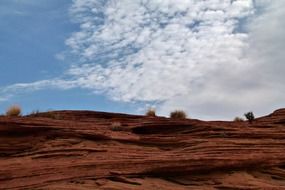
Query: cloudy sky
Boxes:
[{"xmin": 0, "ymin": 0, "xmax": 284, "ymax": 120}]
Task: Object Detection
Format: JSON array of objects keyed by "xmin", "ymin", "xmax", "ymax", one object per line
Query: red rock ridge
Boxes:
[{"xmin": 1, "ymin": 109, "xmax": 285, "ymax": 189}]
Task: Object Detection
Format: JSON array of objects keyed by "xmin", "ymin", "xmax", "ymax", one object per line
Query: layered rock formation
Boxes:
[{"xmin": 1, "ymin": 109, "xmax": 285, "ymax": 189}]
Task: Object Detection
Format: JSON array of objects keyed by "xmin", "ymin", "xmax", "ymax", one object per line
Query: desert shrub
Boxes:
[
  {"xmin": 244, "ymin": 112, "xmax": 255, "ymax": 122},
  {"xmin": 145, "ymin": 108, "xmax": 156, "ymax": 117},
  {"xmin": 170, "ymin": 110, "xmax": 187, "ymax": 119},
  {"xmin": 233, "ymin": 117, "xmax": 244, "ymax": 122},
  {"xmin": 6, "ymin": 105, "xmax": 21, "ymax": 117}
]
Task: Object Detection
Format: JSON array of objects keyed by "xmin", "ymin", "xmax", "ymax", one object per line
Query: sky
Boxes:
[{"xmin": 0, "ymin": 0, "xmax": 284, "ymax": 120}]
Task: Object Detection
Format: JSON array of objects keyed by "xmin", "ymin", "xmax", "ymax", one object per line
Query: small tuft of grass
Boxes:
[
  {"xmin": 44, "ymin": 111, "xmax": 61, "ymax": 120},
  {"xmin": 6, "ymin": 105, "xmax": 22, "ymax": 117},
  {"xmin": 110, "ymin": 122, "xmax": 123, "ymax": 131},
  {"xmin": 233, "ymin": 117, "xmax": 244, "ymax": 122},
  {"xmin": 170, "ymin": 110, "xmax": 187, "ymax": 119},
  {"xmin": 145, "ymin": 108, "xmax": 156, "ymax": 117}
]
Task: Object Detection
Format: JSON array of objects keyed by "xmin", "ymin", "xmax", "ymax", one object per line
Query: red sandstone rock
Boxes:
[{"xmin": 1, "ymin": 109, "xmax": 285, "ymax": 189}]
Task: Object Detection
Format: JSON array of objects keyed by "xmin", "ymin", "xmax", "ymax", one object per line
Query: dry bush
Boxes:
[
  {"xmin": 111, "ymin": 122, "xmax": 123, "ymax": 131},
  {"xmin": 6, "ymin": 105, "xmax": 21, "ymax": 117},
  {"xmin": 145, "ymin": 108, "xmax": 156, "ymax": 117},
  {"xmin": 170, "ymin": 110, "xmax": 187, "ymax": 119},
  {"xmin": 233, "ymin": 117, "xmax": 244, "ymax": 122}
]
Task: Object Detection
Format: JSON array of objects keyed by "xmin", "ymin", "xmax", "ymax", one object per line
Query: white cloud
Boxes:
[
  {"xmin": 0, "ymin": 96, "xmax": 10, "ymax": 102},
  {"xmin": 0, "ymin": 79, "xmax": 77, "ymax": 98},
  {"xmin": 55, "ymin": 52, "xmax": 66, "ymax": 61},
  {"xmin": 64, "ymin": 0, "xmax": 257, "ymax": 119},
  {"xmin": 244, "ymin": 0, "xmax": 285, "ymax": 115},
  {"xmin": 1, "ymin": 0, "xmax": 284, "ymax": 120}
]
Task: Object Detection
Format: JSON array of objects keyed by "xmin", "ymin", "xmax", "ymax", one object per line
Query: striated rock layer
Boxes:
[{"xmin": 1, "ymin": 109, "xmax": 285, "ymax": 189}]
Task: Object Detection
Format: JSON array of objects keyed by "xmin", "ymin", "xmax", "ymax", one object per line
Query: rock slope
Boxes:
[{"xmin": 1, "ymin": 109, "xmax": 285, "ymax": 189}]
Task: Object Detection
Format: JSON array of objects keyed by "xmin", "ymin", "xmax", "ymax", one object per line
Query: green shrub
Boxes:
[
  {"xmin": 6, "ymin": 105, "xmax": 21, "ymax": 117},
  {"xmin": 170, "ymin": 110, "xmax": 187, "ymax": 119},
  {"xmin": 145, "ymin": 108, "xmax": 156, "ymax": 117},
  {"xmin": 244, "ymin": 112, "xmax": 255, "ymax": 123}
]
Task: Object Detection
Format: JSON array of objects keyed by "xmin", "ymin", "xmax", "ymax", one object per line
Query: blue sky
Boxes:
[
  {"xmin": 0, "ymin": 0, "xmax": 73, "ymax": 84},
  {"xmin": 0, "ymin": 0, "xmax": 137, "ymax": 115},
  {"xmin": 0, "ymin": 0, "xmax": 284, "ymax": 120}
]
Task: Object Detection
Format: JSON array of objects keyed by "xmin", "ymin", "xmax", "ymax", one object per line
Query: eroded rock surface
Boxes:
[{"xmin": 1, "ymin": 109, "xmax": 285, "ymax": 189}]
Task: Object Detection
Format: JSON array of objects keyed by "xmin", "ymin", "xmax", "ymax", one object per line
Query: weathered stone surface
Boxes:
[{"xmin": 1, "ymin": 109, "xmax": 285, "ymax": 189}]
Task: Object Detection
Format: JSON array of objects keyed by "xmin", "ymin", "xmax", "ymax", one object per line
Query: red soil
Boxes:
[{"xmin": 1, "ymin": 109, "xmax": 285, "ymax": 189}]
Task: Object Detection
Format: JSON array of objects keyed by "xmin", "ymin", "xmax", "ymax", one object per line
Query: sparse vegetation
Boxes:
[
  {"xmin": 145, "ymin": 108, "xmax": 156, "ymax": 117},
  {"xmin": 44, "ymin": 111, "xmax": 61, "ymax": 120},
  {"xmin": 28, "ymin": 111, "xmax": 61, "ymax": 119},
  {"xmin": 6, "ymin": 105, "xmax": 21, "ymax": 117},
  {"xmin": 233, "ymin": 117, "xmax": 244, "ymax": 122},
  {"xmin": 28, "ymin": 110, "xmax": 40, "ymax": 117},
  {"xmin": 244, "ymin": 112, "xmax": 255, "ymax": 123},
  {"xmin": 170, "ymin": 110, "xmax": 187, "ymax": 119},
  {"xmin": 110, "ymin": 122, "xmax": 123, "ymax": 131}
]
